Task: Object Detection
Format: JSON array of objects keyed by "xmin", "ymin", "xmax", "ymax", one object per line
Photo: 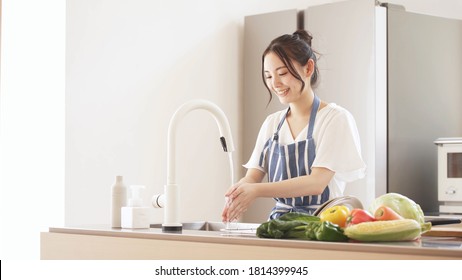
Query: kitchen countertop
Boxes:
[{"xmin": 41, "ymin": 223, "xmax": 462, "ymax": 260}]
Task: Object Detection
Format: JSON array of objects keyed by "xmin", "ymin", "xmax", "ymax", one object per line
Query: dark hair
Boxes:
[{"xmin": 261, "ymin": 29, "xmax": 319, "ymax": 104}]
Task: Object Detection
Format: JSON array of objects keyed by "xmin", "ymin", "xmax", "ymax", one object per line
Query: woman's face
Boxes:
[{"xmin": 263, "ymin": 52, "xmax": 311, "ymax": 105}]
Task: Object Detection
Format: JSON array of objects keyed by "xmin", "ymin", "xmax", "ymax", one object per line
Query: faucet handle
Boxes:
[{"xmin": 152, "ymin": 194, "xmax": 165, "ymax": 208}]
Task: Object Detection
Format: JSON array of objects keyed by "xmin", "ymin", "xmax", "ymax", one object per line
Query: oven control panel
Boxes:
[{"xmin": 439, "ymin": 185, "xmax": 462, "ymax": 201}]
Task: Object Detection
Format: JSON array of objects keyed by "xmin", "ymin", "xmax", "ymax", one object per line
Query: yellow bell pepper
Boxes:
[{"xmin": 319, "ymin": 205, "xmax": 350, "ymax": 228}]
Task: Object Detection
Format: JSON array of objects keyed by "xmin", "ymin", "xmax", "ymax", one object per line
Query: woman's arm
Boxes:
[
  {"xmin": 229, "ymin": 168, "xmax": 266, "ymax": 191},
  {"xmin": 251, "ymin": 167, "xmax": 334, "ymax": 198},
  {"xmin": 223, "ymin": 167, "xmax": 334, "ymax": 222}
]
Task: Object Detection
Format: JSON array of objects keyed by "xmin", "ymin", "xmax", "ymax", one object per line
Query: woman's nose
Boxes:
[{"xmin": 271, "ymin": 76, "xmax": 282, "ymax": 88}]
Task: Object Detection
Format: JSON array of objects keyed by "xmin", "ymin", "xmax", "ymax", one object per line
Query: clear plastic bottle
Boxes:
[{"xmin": 111, "ymin": 175, "xmax": 127, "ymax": 228}]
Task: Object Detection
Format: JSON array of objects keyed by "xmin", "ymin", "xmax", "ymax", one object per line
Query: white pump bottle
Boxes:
[
  {"xmin": 121, "ymin": 185, "xmax": 150, "ymax": 229},
  {"xmin": 111, "ymin": 175, "xmax": 127, "ymax": 228}
]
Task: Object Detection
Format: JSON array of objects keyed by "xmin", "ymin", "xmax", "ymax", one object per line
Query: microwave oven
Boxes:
[{"xmin": 434, "ymin": 138, "xmax": 462, "ymax": 214}]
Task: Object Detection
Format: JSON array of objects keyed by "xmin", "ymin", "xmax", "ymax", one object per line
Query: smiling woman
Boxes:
[{"xmin": 222, "ymin": 30, "xmax": 366, "ymax": 223}]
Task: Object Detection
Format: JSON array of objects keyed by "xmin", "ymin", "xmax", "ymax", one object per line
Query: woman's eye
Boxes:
[
  {"xmin": 278, "ymin": 72, "xmax": 288, "ymax": 76},
  {"xmin": 265, "ymin": 76, "xmax": 272, "ymax": 79}
]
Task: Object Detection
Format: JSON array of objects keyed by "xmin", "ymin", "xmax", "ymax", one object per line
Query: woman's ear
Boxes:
[{"xmin": 305, "ymin": 59, "xmax": 315, "ymax": 78}]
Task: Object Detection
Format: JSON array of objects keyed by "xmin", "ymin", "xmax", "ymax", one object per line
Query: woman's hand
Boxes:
[
  {"xmin": 221, "ymin": 168, "xmax": 265, "ymax": 222},
  {"xmin": 221, "ymin": 182, "xmax": 257, "ymax": 222}
]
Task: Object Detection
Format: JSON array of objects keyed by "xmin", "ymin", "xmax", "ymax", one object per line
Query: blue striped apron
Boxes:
[{"xmin": 259, "ymin": 95, "xmax": 330, "ymax": 220}]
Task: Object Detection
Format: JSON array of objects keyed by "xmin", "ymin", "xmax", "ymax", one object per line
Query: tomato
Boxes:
[
  {"xmin": 319, "ymin": 205, "xmax": 350, "ymax": 228},
  {"xmin": 345, "ymin": 209, "xmax": 376, "ymax": 227}
]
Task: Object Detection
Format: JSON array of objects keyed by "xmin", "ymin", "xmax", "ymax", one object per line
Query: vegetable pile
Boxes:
[
  {"xmin": 256, "ymin": 213, "xmax": 348, "ymax": 242},
  {"xmin": 256, "ymin": 193, "xmax": 432, "ymax": 242}
]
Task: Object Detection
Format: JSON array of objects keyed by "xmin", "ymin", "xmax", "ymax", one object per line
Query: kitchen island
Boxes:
[{"xmin": 40, "ymin": 223, "xmax": 462, "ymax": 260}]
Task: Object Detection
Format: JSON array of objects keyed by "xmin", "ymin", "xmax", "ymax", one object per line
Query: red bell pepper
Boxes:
[{"xmin": 346, "ymin": 209, "xmax": 376, "ymax": 227}]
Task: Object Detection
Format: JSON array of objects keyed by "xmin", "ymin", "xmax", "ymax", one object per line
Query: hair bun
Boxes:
[{"xmin": 293, "ymin": 29, "xmax": 313, "ymax": 46}]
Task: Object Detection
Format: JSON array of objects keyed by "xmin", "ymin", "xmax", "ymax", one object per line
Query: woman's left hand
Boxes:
[{"xmin": 224, "ymin": 182, "xmax": 257, "ymax": 222}]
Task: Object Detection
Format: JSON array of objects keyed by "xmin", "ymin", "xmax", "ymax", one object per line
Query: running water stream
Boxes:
[{"xmin": 224, "ymin": 151, "xmax": 235, "ymax": 230}]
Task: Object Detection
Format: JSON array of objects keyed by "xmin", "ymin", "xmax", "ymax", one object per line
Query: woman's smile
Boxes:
[{"xmin": 275, "ymin": 88, "xmax": 290, "ymax": 97}]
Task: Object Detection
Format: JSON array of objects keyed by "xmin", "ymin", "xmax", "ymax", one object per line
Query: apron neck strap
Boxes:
[
  {"xmin": 307, "ymin": 95, "xmax": 320, "ymax": 139},
  {"xmin": 273, "ymin": 108, "xmax": 290, "ymax": 141}
]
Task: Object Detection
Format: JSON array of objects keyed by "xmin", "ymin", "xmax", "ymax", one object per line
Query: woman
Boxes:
[{"xmin": 222, "ymin": 30, "xmax": 366, "ymax": 222}]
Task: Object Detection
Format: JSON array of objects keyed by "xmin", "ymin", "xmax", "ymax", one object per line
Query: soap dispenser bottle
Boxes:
[
  {"xmin": 121, "ymin": 185, "xmax": 150, "ymax": 229},
  {"xmin": 111, "ymin": 175, "xmax": 127, "ymax": 228}
]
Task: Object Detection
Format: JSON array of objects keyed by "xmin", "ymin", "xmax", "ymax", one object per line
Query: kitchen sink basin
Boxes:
[{"xmin": 150, "ymin": 221, "xmax": 260, "ymax": 232}]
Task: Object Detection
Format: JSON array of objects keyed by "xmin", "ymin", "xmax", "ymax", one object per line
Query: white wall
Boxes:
[{"xmin": 1, "ymin": 0, "xmax": 65, "ymax": 260}]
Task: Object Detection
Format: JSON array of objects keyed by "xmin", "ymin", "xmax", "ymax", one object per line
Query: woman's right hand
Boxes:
[
  {"xmin": 221, "ymin": 184, "xmax": 240, "ymax": 222},
  {"xmin": 222, "ymin": 181, "xmax": 258, "ymax": 222},
  {"xmin": 221, "ymin": 169, "xmax": 265, "ymax": 222}
]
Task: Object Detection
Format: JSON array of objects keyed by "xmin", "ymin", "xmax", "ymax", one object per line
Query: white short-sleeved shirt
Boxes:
[{"xmin": 244, "ymin": 103, "xmax": 366, "ymax": 198}]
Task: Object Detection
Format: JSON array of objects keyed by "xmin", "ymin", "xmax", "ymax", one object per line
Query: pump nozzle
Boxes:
[{"xmin": 128, "ymin": 185, "xmax": 145, "ymax": 207}]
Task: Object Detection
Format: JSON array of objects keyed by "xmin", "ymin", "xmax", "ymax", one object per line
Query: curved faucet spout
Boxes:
[
  {"xmin": 167, "ymin": 99, "xmax": 235, "ymax": 185},
  {"xmin": 161, "ymin": 99, "xmax": 235, "ymax": 233}
]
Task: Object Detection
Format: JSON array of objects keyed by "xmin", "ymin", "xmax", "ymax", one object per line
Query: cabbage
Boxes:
[{"xmin": 369, "ymin": 193, "xmax": 425, "ymax": 225}]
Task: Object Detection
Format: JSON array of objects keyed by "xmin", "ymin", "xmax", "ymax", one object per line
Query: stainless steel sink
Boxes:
[{"xmin": 150, "ymin": 221, "xmax": 260, "ymax": 232}]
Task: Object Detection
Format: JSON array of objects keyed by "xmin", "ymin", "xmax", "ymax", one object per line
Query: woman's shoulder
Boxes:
[
  {"xmin": 316, "ymin": 102, "xmax": 358, "ymax": 130},
  {"xmin": 318, "ymin": 102, "xmax": 354, "ymax": 120},
  {"xmin": 263, "ymin": 108, "xmax": 287, "ymax": 126}
]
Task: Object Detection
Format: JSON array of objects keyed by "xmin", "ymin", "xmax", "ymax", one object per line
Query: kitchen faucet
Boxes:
[{"xmin": 152, "ymin": 99, "xmax": 235, "ymax": 233}]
